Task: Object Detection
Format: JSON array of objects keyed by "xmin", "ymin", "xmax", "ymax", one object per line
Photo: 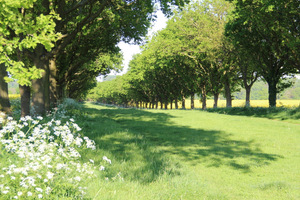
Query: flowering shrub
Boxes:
[{"xmin": 0, "ymin": 115, "xmax": 111, "ymax": 199}]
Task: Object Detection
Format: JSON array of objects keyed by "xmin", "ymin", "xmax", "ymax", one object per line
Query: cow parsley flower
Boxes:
[{"xmin": 103, "ymin": 156, "xmax": 112, "ymax": 164}]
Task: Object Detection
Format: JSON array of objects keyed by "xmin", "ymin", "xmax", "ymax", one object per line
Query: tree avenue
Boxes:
[
  {"xmin": 0, "ymin": 0, "xmax": 190, "ymax": 116},
  {"xmin": 88, "ymin": 0, "xmax": 299, "ymax": 109}
]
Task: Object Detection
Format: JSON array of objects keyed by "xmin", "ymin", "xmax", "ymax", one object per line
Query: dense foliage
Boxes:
[{"xmin": 0, "ymin": 0, "xmax": 190, "ymax": 116}]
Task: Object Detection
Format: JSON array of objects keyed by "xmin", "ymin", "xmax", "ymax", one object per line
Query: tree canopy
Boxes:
[
  {"xmin": 0, "ymin": 0, "xmax": 190, "ymax": 115},
  {"xmin": 87, "ymin": 0, "xmax": 299, "ymax": 109}
]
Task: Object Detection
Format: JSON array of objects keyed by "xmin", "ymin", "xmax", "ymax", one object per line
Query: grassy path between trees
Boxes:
[{"xmin": 78, "ymin": 103, "xmax": 300, "ymax": 200}]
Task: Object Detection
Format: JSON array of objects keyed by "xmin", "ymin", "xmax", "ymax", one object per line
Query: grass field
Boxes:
[{"xmin": 73, "ymin": 103, "xmax": 300, "ymax": 200}]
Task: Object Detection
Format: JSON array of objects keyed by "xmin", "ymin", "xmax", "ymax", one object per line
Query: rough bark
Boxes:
[
  {"xmin": 0, "ymin": 63, "xmax": 11, "ymax": 113},
  {"xmin": 19, "ymin": 85, "xmax": 31, "ymax": 117}
]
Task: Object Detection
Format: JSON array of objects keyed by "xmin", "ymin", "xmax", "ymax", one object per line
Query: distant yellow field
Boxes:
[
  {"xmin": 8, "ymin": 94, "xmax": 20, "ymax": 100},
  {"xmin": 165, "ymin": 99, "xmax": 300, "ymax": 109}
]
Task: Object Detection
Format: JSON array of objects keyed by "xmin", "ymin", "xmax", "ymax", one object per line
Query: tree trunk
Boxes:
[
  {"xmin": 191, "ymin": 92, "xmax": 195, "ymax": 109},
  {"xmin": 213, "ymin": 93, "xmax": 219, "ymax": 108},
  {"xmin": 32, "ymin": 46, "xmax": 49, "ymax": 116},
  {"xmin": 160, "ymin": 101, "xmax": 163, "ymax": 109},
  {"xmin": 224, "ymin": 80, "xmax": 232, "ymax": 108},
  {"xmin": 49, "ymin": 56, "xmax": 58, "ymax": 106},
  {"xmin": 19, "ymin": 85, "xmax": 31, "ymax": 117},
  {"xmin": 44, "ymin": 60, "xmax": 50, "ymax": 112},
  {"xmin": 201, "ymin": 87, "xmax": 207, "ymax": 110},
  {"xmin": 164, "ymin": 98, "xmax": 168, "ymax": 110},
  {"xmin": 175, "ymin": 98, "xmax": 178, "ymax": 109},
  {"xmin": 0, "ymin": 63, "xmax": 11, "ymax": 113},
  {"xmin": 245, "ymin": 86, "xmax": 251, "ymax": 107},
  {"xmin": 155, "ymin": 101, "xmax": 158, "ymax": 109},
  {"xmin": 182, "ymin": 96, "xmax": 186, "ymax": 109},
  {"xmin": 268, "ymin": 80, "xmax": 277, "ymax": 107}
]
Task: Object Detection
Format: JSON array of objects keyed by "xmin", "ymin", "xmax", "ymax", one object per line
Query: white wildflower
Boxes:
[
  {"xmin": 75, "ymin": 137, "xmax": 83, "ymax": 147},
  {"xmin": 74, "ymin": 176, "xmax": 81, "ymax": 182},
  {"xmin": 36, "ymin": 187, "xmax": 43, "ymax": 193},
  {"xmin": 46, "ymin": 171, "xmax": 54, "ymax": 179},
  {"xmin": 37, "ymin": 116, "xmax": 43, "ymax": 120},
  {"xmin": 46, "ymin": 187, "xmax": 51, "ymax": 195},
  {"xmin": 25, "ymin": 116, "xmax": 33, "ymax": 121},
  {"xmin": 103, "ymin": 156, "xmax": 112, "ymax": 164}
]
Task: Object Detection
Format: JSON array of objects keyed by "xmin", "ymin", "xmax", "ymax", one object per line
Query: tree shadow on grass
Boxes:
[
  {"xmin": 79, "ymin": 105, "xmax": 281, "ymax": 183},
  {"xmin": 206, "ymin": 106, "xmax": 300, "ymax": 122}
]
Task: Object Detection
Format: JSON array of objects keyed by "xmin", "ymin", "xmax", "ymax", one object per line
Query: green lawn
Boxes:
[{"xmin": 77, "ymin": 103, "xmax": 300, "ymax": 200}]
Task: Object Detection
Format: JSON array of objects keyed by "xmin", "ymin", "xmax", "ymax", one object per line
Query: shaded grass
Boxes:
[
  {"xmin": 75, "ymin": 103, "xmax": 300, "ymax": 200},
  {"xmin": 206, "ymin": 106, "xmax": 300, "ymax": 124}
]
